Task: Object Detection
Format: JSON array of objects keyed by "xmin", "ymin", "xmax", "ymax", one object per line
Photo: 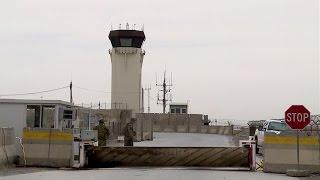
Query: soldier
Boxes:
[
  {"xmin": 94, "ymin": 119, "xmax": 110, "ymax": 147},
  {"xmin": 123, "ymin": 118, "xmax": 136, "ymax": 146}
]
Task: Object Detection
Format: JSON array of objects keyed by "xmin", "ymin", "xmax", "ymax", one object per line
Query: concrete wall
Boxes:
[
  {"xmin": 263, "ymin": 132, "xmax": 320, "ymax": 173},
  {"xmin": 232, "ymin": 127, "xmax": 250, "ymax": 146},
  {"xmin": 110, "ymin": 47, "xmax": 145, "ymax": 114},
  {"xmin": 0, "ymin": 104, "xmax": 26, "ymax": 138},
  {"xmin": 136, "ymin": 113, "xmax": 233, "ymax": 135},
  {"xmin": 0, "ymin": 128, "xmax": 17, "ymax": 167},
  {"xmin": 92, "ymin": 109, "xmax": 153, "ymax": 142},
  {"xmin": 92, "ymin": 109, "xmax": 132, "ymax": 140}
]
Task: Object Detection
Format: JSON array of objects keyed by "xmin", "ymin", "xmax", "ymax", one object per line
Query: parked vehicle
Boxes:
[{"xmin": 255, "ymin": 119, "xmax": 289, "ymax": 154}]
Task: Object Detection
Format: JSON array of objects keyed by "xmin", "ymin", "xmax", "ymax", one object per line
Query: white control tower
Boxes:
[{"xmin": 108, "ymin": 26, "xmax": 146, "ymax": 113}]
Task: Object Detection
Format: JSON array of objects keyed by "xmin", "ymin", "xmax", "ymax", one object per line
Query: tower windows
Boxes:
[{"xmin": 120, "ymin": 38, "xmax": 133, "ymax": 47}]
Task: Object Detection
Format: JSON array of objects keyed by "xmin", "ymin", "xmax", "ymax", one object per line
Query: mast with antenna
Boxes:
[
  {"xmin": 69, "ymin": 81, "xmax": 73, "ymax": 104},
  {"xmin": 156, "ymin": 71, "xmax": 173, "ymax": 113}
]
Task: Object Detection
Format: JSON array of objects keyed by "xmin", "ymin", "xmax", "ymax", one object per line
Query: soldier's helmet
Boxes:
[
  {"xmin": 130, "ymin": 118, "xmax": 137, "ymax": 124},
  {"xmin": 99, "ymin": 119, "xmax": 104, "ymax": 124}
]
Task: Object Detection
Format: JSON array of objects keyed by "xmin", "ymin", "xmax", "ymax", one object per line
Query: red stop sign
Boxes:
[{"xmin": 285, "ymin": 105, "xmax": 310, "ymax": 130}]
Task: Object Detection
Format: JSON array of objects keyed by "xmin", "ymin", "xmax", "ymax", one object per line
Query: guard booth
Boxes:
[
  {"xmin": 170, "ymin": 103, "xmax": 188, "ymax": 114},
  {"xmin": 0, "ymin": 99, "xmax": 78, "ymax": 138},
  {"xmin": 0, "ymin": 99, "xmax": 97, "ymax": 168}
]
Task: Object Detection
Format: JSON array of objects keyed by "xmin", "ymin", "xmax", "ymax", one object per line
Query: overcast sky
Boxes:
[{"xmin": 0, "ymin": 0, "xmax": 318, "ymax": 121}]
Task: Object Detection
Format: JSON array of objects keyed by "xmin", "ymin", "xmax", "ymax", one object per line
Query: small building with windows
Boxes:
[
  {"xmin": 169, "ymin": 103, "xmax": 188, "ymax": 114},
  {"xmin": 0, "ymin": 99, "xmax": 83, "ymax": 138}
]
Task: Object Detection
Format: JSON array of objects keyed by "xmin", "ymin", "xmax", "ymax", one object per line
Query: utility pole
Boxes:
[
  {"xmin": 156, "ymin": 71, "xmax": 173, "ymax": 113},
  {"xmin": 69, "ymin": 81, "xmax": 73, "ymax": 104},
  {"xmin": 144, "ymin": 86, "xmax": 151, "ymax": 113}
]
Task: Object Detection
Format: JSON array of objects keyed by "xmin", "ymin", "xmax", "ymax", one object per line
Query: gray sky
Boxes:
[{"xmin": 0, "ymin": 0, "xmax": 319, "ymax": 120}]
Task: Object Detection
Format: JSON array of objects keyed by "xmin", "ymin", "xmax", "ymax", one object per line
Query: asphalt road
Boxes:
[{"xmin": 0, "ymin": 168, "xmax": 316, "ymax": 180}]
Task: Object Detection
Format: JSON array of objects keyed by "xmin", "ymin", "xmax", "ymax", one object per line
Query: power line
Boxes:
[
  {"xmin": 73, "ymin": 85, "xmax": 109, "ymax": 94},
  {"xmin": 73, "ymin": 85, "xmax": 140, "ymax": 94},
  {"xmin": 0, "ymin": 86, "xmax": 69, "ymax": 97}
]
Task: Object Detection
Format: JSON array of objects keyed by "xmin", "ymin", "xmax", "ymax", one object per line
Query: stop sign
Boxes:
[{"xmin": 285, "ymin": 105, "xmax": 310, "ymax": 130}]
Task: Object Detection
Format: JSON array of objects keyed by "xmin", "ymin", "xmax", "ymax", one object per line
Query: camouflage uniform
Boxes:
[
  {"xmin": 123, "ymin": 120, "xmax": 136, "ymax": 146},
  {"xmin": 94, "ymin": 120, "xmax": 110, "ymax": 147}
]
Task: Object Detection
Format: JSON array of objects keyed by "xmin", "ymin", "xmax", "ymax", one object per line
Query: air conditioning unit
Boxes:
[{"xmin": 59, "ymin": 107, "xmax": 77, "ymax": 121}]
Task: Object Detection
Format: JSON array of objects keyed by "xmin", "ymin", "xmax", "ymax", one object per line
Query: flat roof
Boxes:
[
  {"xmin": 0, "ymin": 99, "xmax": 72, "ymax": 106},
  {"xmin": 170, "ymin": 102, "xmax": 188, "ymax": 106}
]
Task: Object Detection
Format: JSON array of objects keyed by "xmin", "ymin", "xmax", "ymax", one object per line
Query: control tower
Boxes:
[{"xmin": 108, "ymin": 25, "xmax": 146, "ymax": 114}]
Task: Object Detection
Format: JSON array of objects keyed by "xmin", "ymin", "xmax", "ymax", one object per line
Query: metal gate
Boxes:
[{"xmin": 88, "ymin": 146, "xmax": 250, "ymax": 168}]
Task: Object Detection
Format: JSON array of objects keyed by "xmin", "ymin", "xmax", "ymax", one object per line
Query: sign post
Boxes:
[
  {"xmin": 285, "ymin": 105, "xmax": 310, "ymax": 171},
  {"xmin": 296, "ymin": 129, "xmax": 299, "ymax": 169}
]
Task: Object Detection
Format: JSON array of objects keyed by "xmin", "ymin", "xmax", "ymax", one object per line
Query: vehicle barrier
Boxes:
[{"xmin": 88, "ymin": 146, "xmax": 255, "ymax": 170}]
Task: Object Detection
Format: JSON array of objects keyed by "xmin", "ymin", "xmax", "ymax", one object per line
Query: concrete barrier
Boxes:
[
  {"xmin": 143, "ymin": 132, "xmax": 152, "ymax": 140},
  {"xmin": 0, "ymin": 127, "xmax": 17, "ymax": 167},
  {"xmin": 136, "ymin": 113, "xmax": 233, "ymax": 135},
  {"xmin": 177, "ymin": 125, "xmax": 189, "ymax": 133},
  {"xmin": 200, "ymin": 126, "xmax": 208, "ymax": 133},
  {"xmin": 163, "ymin": 126, "xmax": 176, "ymax": 132},
  {"xmin": 263, "ymin": 132, "xmax": 320, "ymax": 173},
  {"xmin": 153, "ymin": 125, "xmax": 161, "ymax": 132},
  {"xmin": 189, "ymin": 126, "xmax": 199, "ymax": 133},
  {"xmin": 141, "ymin": 116, "xmax": 153, "ymax": 140},
  {"xmin": 22, "ymin": 128, "xmax": 73, "ymax": 167}
]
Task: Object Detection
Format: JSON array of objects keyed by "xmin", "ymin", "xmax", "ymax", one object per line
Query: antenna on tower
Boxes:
[
  {"xmin": 119, "ymin": 24, "xmax": 121, "ymax": 30},
  {"xmin": 156, "ymin": 71, "xmax": 173, "ymax": 113},
  {"xmin": 126, "ymin": 23, "xmax": 129, "ymax": 30}
]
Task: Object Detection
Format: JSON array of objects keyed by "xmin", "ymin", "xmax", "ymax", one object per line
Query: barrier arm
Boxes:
[{"xmin": 239, "ymin": 136, "xmax": 256, "ymax": 171}]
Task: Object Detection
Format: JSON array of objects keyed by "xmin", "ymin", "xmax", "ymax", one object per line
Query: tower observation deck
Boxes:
[{"xmin": 109, "ymin": 30, "xmax": 145, "ymax": 48}]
